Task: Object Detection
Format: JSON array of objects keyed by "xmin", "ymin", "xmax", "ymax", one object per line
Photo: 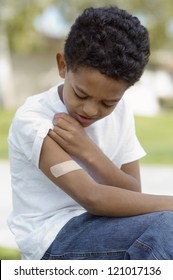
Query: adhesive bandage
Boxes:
[{"xmin": 50, "ymin": 160, "xmax": 82, "ymax": 178}]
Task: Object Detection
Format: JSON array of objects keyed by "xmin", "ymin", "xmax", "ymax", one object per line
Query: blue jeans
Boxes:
[{"xmin": 41, "ymin": 211, "xmax": 173, "ymax": 260}]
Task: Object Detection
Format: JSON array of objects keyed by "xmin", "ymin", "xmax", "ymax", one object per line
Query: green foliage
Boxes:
[
  {"xmin": 56, "ymin": 0, "xmax": 173, "ymax": 50},
  {"xmin": 6, "ymin": 3, "xmax": 45, "ymax": 52},
  {"xmin": 123, "ymin": 0, "xmax": 173, "ymax": 51},
  {"xmin": 0, "ymin": 247, "xmax": 20, "ymax": 260},
  {"xmin": 2, "ymin": 0, "xmax": 173, "ymax": 52}
]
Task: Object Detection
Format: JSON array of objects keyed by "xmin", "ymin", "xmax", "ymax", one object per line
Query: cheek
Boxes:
[
  {"xmin": 62, "ymin": 90, "xmax": 78, "ymax": 112},
  {"xmin": 100, "ymin": 106, "xmax": 116, "ymax": 118}
]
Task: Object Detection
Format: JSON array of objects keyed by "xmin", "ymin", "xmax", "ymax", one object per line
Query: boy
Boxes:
[{"xmin": 8, "ymin": 6, "xmax": 173, "ymax": 260}]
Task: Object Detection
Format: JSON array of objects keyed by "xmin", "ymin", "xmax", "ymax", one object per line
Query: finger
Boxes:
[
  {"xmin": 53, "ymin": 113, "xmax": 79, "ymax": 126},
  {"xmin": 52, "ymin": 125, "xmax": 70, "ymax": 139},
  {"xmin": 54, "ymin": 121, "xmax": 73, "ymax": 132},
  {"xmin": 53, "ymin": 118, "xmax": 80, "ymax": 133},
  {"xmin": 53, "ymin": 116, "xmax": 69, "ymax": 129},
  {"xmin": 48, "ymin": 130, "xmax": 66, "ymax": 146},
  {"xmin": 53, "ymin": 113, "xmax": 70, "ymax": 124},
  {"xmin": 49, "ymin": 129, "xmax": 73, "ymax": 153}
]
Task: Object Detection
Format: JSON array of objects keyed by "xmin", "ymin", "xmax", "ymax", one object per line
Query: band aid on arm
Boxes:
[{"xmin": 50, "ymin": 160, "xmax": 82, "ymax": 178}]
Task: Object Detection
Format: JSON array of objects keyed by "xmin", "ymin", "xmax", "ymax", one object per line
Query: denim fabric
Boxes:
[{"xmin": 41, "ymin": 211, "xmax": 173, "ymax": 260}]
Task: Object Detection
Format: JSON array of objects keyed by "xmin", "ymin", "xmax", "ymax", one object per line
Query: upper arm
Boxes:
[
  {"xmin": 121, "ymin": 160, "xmax": 142, "ymax": 192},
  {"xmin": 39, "ymin": 134, "xmax": 96, "ymax": 209}
]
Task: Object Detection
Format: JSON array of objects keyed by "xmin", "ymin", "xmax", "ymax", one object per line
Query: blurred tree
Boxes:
[
  {"xmin": 1, "ymin": 0, "xmax": 54, "ymax": 52},
  {"xmin": 120, "ymin": 0, "xmax": 173, "ymax": 51},
  {"xmin": 0, "ymin": 0, "xmax": 54, "ymax": 107},
  {"xmin": 1, "ymin": 0, "xmax": 173, "ymax": 52},
  {"xmin": 55, "ymin": 0, "xmax": 173, "ymax": 51}
]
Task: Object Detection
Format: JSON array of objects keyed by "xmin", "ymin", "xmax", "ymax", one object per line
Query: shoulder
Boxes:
[
  {"xmin": 14, "ymin": 85, "xmax": 66, "ymax": 125},
  {"xmin": 103, "ymin": 96, "xmax": 134, "ymax": 130},
  {"xmin": 115, "ymin": 95, "xmax": 134, "ymax": 118},
  {"xmin": 9, "ymin": 85, "xmax": 66, "ymax": 144}
]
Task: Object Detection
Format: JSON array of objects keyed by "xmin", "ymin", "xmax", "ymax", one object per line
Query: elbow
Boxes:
[
  {"xmin": 133, "ymin": 183, "xmax": 142, "ymax": 193},
  {"xmin": 85, "ymin": 201, "xmax": 101, "ymax": 216},
  {"xmin": 82, "ymin": 185, "xmax": 106, "ymax": 216},
  {"xmin": 81, "ymin": 183, "xmax": 103, "ymax": 216},
  {"xmin": 128, "ymin": 178, "xmax": 141, "ymax": 193},
  {"xmin": 136, "ymin": 181, "xmax": 142, "ymax": 193}
]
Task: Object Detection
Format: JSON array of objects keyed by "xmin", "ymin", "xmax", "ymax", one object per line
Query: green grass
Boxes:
[
  {"xmin": 0, "ymin": 109, "xmax": 173, "ymax": 164},
  {"xmin": 135, "ymin": 112, "xmax": 173, "ymax": 164},
  {"xmin": 0, "ymin": 247, "xmax": 21, "ymax": 260},
  {"xmin": 0, "ymin": 109, "xmax": 16, "ymax": 159}
]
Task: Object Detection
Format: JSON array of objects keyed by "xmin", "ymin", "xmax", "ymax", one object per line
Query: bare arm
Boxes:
[
  {"xmin": 39, "ymin": 134, "xmax": 173, "ymax": 217},
  {"xmin": 78, "ymin": 147, "xmax": 142, "ymax": 192},
  {"xmin": 49, "ymin": 113, "xmax": 141, "ymax": 192}
]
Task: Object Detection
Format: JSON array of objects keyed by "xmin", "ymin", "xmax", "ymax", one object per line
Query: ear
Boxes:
[{"xmin": 56, "ymin": 53, "xmax": 66, "ymax": 78}]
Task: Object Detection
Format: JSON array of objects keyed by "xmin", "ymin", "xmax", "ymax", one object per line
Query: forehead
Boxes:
[{"xmin": 67, "ymin": 68, "xmax": 128, "ymax": 100}]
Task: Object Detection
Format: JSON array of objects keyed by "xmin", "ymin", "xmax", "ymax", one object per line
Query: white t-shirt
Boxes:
[{"xmin": 8, "ymin": 84, "xmax": 146, "ymax": 259}]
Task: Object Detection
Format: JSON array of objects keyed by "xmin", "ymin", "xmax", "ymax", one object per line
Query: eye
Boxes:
[
  {"xmin": 74, "ymin": 91, "xmax": 87, "ymax": 100},
  {"xmin": 102, "ymin": 102, "xmax": 117, "ymax": 108}
]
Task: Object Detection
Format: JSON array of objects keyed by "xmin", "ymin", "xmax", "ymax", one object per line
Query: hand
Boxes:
[{"xmin": 49, "ymin": 113, "xmax": 96, "ymax": 160}]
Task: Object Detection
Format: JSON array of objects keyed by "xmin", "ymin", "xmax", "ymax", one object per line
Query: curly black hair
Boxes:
[{"xmin": 64, "ymin": 6, "xmax": 150, "ymax": 86}]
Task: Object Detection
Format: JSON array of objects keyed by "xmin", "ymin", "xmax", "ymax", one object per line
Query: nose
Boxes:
[{"xmin": 82, "ymin": 100, "xmax": 99, "ymax": 118}]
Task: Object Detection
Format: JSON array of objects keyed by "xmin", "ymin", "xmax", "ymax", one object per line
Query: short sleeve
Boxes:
[
  {"xmin": 119, "ymin": 98, "xmax": 146, "ymax": 165},
  {"xmin": 8, "ymin": 107, "xmax": 53, "ymax": 168}
]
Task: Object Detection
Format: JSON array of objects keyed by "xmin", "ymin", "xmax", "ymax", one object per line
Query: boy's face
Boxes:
[{"xmin": 57, "ymin": 54, "xmax": 128, "ymax": 127}]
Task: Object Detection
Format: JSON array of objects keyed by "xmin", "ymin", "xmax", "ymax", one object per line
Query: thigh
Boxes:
[{"xmin": 41, "ymin": 211, "xmax": 165, "ymax": 260}]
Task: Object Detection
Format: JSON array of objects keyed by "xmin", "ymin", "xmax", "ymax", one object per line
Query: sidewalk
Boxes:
[{"xmin": 0, "ymin": 160, "xmax": 173, "ymax": 249}]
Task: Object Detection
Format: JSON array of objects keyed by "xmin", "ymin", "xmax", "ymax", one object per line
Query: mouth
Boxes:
[{"xmin": 75, "ymin": 114, "xmax": 96, "ymax": 125}]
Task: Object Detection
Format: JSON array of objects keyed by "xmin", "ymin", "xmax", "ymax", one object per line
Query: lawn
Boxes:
[
  {"xmin": 0, "ymin": 109, "xmax": 16, "ymax": 159},
  {"xmin": 0, "ymin": 247, "xmax": 21, "ymax": 260},
  {"xmin": 135, "ymin": 112, "xmax": 173, "ymax": 165}
]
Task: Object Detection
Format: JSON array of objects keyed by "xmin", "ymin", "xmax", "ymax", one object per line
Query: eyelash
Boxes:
[
  {"xmin": 74, "ymin": 92, "xmax": 87, "ymax": 99},
  {"xmin": 102, "ymin": 103, "xmax": 115, "ymax": 108},
  {"xmin": 74, "ymin": 91, "xmax": 116, "ymax": 108}
]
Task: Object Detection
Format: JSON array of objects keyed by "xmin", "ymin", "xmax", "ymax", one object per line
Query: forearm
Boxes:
[
  {"xmin": 80, "ymin": 145, "xmax": 140, "ymax": 192},
  {"xmin": 43, "ymin": 164, "xmax": 173, "ymax": 218},
  {"xmin": 53, "ymin": 171, "xmax": 173, "ymax": 217},
  {"xmin": 89, "ymin": 183, "xmax": 173, "ymax": 217}
]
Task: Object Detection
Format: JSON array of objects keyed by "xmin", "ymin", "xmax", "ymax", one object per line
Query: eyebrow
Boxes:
[{"xmin": 75, "ymin": 85, "xmax": 121, "ymax": 103}]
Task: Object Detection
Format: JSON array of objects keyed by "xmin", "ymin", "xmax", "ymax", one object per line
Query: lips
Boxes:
[{"xmin": 75, "ymin": 114, "xmax": 95, "ymax": 125}]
